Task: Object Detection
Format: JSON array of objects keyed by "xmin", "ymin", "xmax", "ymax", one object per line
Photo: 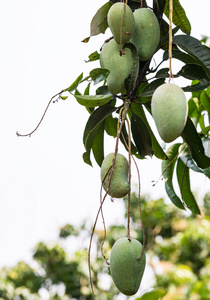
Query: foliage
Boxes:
[
  {"xmin": 17, "ymin": 0, "xmax": 210, "ymax": 214},
  {"xmin": 1, "ymin": 192, "xmax": 210, "ymax": 299},
  {"xmin": 15, "ymin": 1, "xmax": 210, "ymax": 299}
]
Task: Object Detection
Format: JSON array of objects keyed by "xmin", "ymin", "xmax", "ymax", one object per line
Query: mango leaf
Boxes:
[
  {"xmin": 162, "ymin": 143, "xmax": 185, "ymax": 210},
  {"xmin": 136, "ymin": 287, "xmax": 166, "ymax": 300},
  {"xmin": 163, "ymin": 49, "xmax": 197, "ymax": 65},
  {"xmin": 140, "ymin": 78, "xmax": 165, "ymax": 98},
  {"xmin": 85, "ymin": 51, "xmax": 100, "ymax": 63},
  {"xmin": 155, "ymin": 68, "xmax": 170, "ymax": 78},
  {"xmin": 83, "ymin": 105, "xmax": 117, "ymax": 165},
  {"xmin": 64, "ymin": 73, "xmax": 83, "ymax": 92},
  {"xmin": 183, "ymin": 78, "xmax": 210, "ymax": 93},
  {"xmin": 173, "ymin": 35, "xmax": 210, "ymax": 78},
  {"xmin": 110, "ymin": 0, "xmax": 147, "ymax": 10},
  {"xmin": 131, "ymin": 113, "xmax": 154, "ymax": 158},
  {"xmin": 124, "ymin": 43, "xmax": 140, "ymax": 94},
  {"xmin": 74, "ymin": 94, "xmax": 112, "ymax": 107},
  {"xmin": 120, "ymin": 122, "xmax": 140, "ymax": 158},
  {"xmin": 179, "ymin": 144, "xmax": 210, "ymax": 178},
  {"xmin": 89, "ymin": 68, "xmax": 110, "ymax": 85},
  {"xmin": 96, "ymin": 85, "xmax": 111, "ymax": 95},
  {"xmin": 201, "ymin": 90, "xmax": 210, "ymax": 112},
  {"xmin": 176, "ymin": 158, "xmax": 200, "ymax": 214},
  {"xmin": 181, "ymin": 117, "xmax": 210, "ymax": 169},
  {"xmin": 105, "ymin": 114, "xmax": 118, "ymax": 137},
  {"xmin": 153, "ymin": 0, "xmax": 166, "ymax": 19},
  {"xmin": 60, "ymin": 95, "xmax": 68, "ymax": 100},
  {"xmin": 164, "ymin": 0, "xmax": 191, "ymax": 35},
  {"xmin": 82, "ymin": 2, "xmax": 112, "ymax": 42},
  {"xmin": 131, "ymin": 102, "xmax": 167, "ymax": 160},
  {"xmin": 92, "ymin": 122, "xmax": 105, "ymax": 167},
  {"xmin": 177, "ymin": 64, "xmax": 209, "ymax": 81}
]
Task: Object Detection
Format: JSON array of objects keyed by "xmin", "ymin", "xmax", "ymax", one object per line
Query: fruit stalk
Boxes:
[{"xmin": 169, "ymin": 0, "xmax": 173, "ymax": 81}]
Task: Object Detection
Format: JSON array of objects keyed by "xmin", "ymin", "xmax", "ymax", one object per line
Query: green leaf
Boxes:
[
  {"xmin": 177, "ymin": 64, "xmax": 209, "ymax": 81},
  {"xmin": 136, "ymin": 287, "xmax": 166, "ymax": 300},
  {"xmin": 164, "ymin": 0, "xmax": 191, "ymax": 34},
  {"xmin": 163, "ymin": 49, "xmax": 197, "ymax": 65},
  {"xmin": 176, "ymin": 158, "xmax": 201, "ymax": 214},
  {"xmin": 92, "ymin": 122, "xmax": 105, "ymax": 167},
  {"xmin": 181, "ymin": 117, "xmax": 210, "ymax": 169},
  {"xmin": 124, "ymin": 43, "xmax": 140, "ymax": 94},
  {"xmin": 183, "ymin": 79, "xmax": 210, "ymax": 93},
  {"xmin": 89, "ymin": 68, "xmax": 110, "ymax": 85},
  {"xmin": 140, "ymin": 78, "xmax": 165, "ymax": 97},
  {"xmin": 110, "ymin": 0, "xmax": 147, "ymax": 10},
  {"xmin": 85, "ymin": 51, "xmax": 100, "ymax": 63},
  {"xmin": 83, "ymin": 151, "xmax": 92, "ymax": 166},
  {"xmin": 131, "ymin": 113, "xmax": 154, "ymax": 158},
  {"xmin": 201, "ymin": 90, "xmax": 210, "ymax": 112},
  {"xmin": 153, "ymin": 0, "xmax": 166, "ymax": 19},
  {"xmin": 74, "ymin": 94, "xmax": 112, "ymax": 107},
  {"xmin": 105, "ymin": 114, "xmax": 118, "ymax": 137},
  {"xmin": 131, "ymin": 102, "xmax": 167, "ymax": 160},
  {"xmin": 179, "ymin": 144, "xmax": 210, "ymax": 179},
  {"xmin": 155, "ymin": 68, "xmax": 170, "ymax": 78},
  {"xmin": 162, "ymin": 144, "xmax": 185, "ymax": 210},
  {"xmin": 83, "ymin": 105, "xmax": 117, "ymax": 165},
  {"xmin": 60, "ymin": 95, "xmax": 68, "ymax": 100},
  {"xmin": 173, "ymin": 35, "xmax": 210, "ymax": 78},
  {"xmin": 64, "ymin": 73, "xmax": 83, "ymax": 92},
  {"xmin": 90, "ymin": 2, "xmax": 112, "ymax": 37},
  {"xmin": 96, "ymin": 85, "xmax": 111, "ymax": 95},
  {"xmin": 120, "ymin": 122, "xmax": 140, "ymax": 158}
]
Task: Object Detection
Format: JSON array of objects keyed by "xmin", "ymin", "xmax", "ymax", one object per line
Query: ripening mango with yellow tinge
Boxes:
[
  {"xmin": 107, "ymin": 2, "xmax": 135, "ymax": 45},
  {"xmin": 151, "ymin": 83, "xmax": 188, "ymax": 143}
]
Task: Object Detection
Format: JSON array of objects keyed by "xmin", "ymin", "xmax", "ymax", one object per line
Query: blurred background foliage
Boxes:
[{"xmin": 1, "ymin": 191, "xmax": 210, "ymax": 299}]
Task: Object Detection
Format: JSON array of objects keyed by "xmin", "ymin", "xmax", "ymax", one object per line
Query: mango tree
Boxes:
[{"xmin": 17, "ymin": 0, "xmax": 210, "ymax": 297}]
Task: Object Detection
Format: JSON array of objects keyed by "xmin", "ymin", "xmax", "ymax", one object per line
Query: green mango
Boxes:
[
  {"xmin": 107, "ymin": 2, "xmax": 135, "ymax": 44},
  {"xmin": 151, "ymin": 83, "xmax": 188, "ymax": 143},
  {"xmin": 100, "ymin": 39, "xmax": 133, "ymax": 95},
  {"xmin": 110, "ymin": 237, "xmax": 146, "ymax": 296},
  {"xmin": 130, "ymin": 8, "xmax": 160, "ymax": 61},
  {"xmin": 101, "ymin": 153, "xmax": 129, "ymax": 198}
]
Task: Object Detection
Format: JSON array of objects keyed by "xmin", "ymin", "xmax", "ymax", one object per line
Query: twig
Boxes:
[
  {"xmin": 169, "ymin": 0, "xmax": 173, "ymax": 82},
  {"xmin": 16, "ymin": 91, "xmax": 63, "ymax": 137}
]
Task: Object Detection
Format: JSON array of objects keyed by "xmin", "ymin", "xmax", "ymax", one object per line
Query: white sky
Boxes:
[{"xmin": 0, "ymin": 0, "xmax": 210, "ymax": 270}]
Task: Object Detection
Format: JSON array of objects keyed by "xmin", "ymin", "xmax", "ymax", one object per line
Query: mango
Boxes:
[
  {"xmin": 110, "ymin": 237, "xmax": 146, "ymax": 296},
  {"xmin": 101, "ymin": 153, "xmax": 129, "ymax": 198},
  {"xmin": 130, "ymin": 8, "xmax": 160, "ymax": 61},
  {"xmin": 107, "ymin": 2, "xmax": 135, "ymax": 45},
  {"xmin": 151, "ymin": 83, "xmax": 188, "ymax": 143},
  {"xmin": 100, "ymin": 39, "xmax": 133, "ymax": 95}
]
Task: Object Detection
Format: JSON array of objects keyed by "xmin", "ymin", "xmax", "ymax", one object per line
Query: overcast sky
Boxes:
[{"xmin": 1, "ymin": 0, "xmax": 210, "ymax": 270}]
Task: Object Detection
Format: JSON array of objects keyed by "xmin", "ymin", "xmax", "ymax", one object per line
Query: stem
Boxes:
[
  {"xmin": 169, "ymin": 0, "xmax": 173, "ymax": 82},
  {"xmin": 16, "ymin": 91, "xmax": 63, "ymax": 137},
  {"xmin": 119, "ymin": 1, "xmax": 126, "ymax": 56},
  {"xmin": 120, "ymin": 125, "xmax": 145, "ymax": 259},
  {"xmin": 88, "ymin": 100, "xmax": 130, "ymax": 299},
  {"xmin": 126, "ymin": 117, "xmax": 132, "ymax": 241}
]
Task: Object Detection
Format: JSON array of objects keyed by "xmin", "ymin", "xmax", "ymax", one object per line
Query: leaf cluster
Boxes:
[{"xmin": 55, "ymin": 0, "xmax": 210, "ymax": 214}]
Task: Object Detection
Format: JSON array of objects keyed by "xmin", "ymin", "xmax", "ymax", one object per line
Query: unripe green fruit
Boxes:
[
  {"xmin": 100, "ymin": 39, "xmax": 133, "ymax": 95},
  {"xmin": 151, "ymin": 83, "xmax": 188, "ymax": 143},
  {"xmin": 130, "ymin": 8, "xmax": 160, "ymax": 61},
  {"xmin": 101, "ymin": 153, "xmax": 129, "ymax": 198},
  {"xmin": 110, "ymin": 237, "xmax": 146, "ymax": 296},
  {"xmin": 107, "ymin": 2, "xmax": 135, "ymax": 44}
]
